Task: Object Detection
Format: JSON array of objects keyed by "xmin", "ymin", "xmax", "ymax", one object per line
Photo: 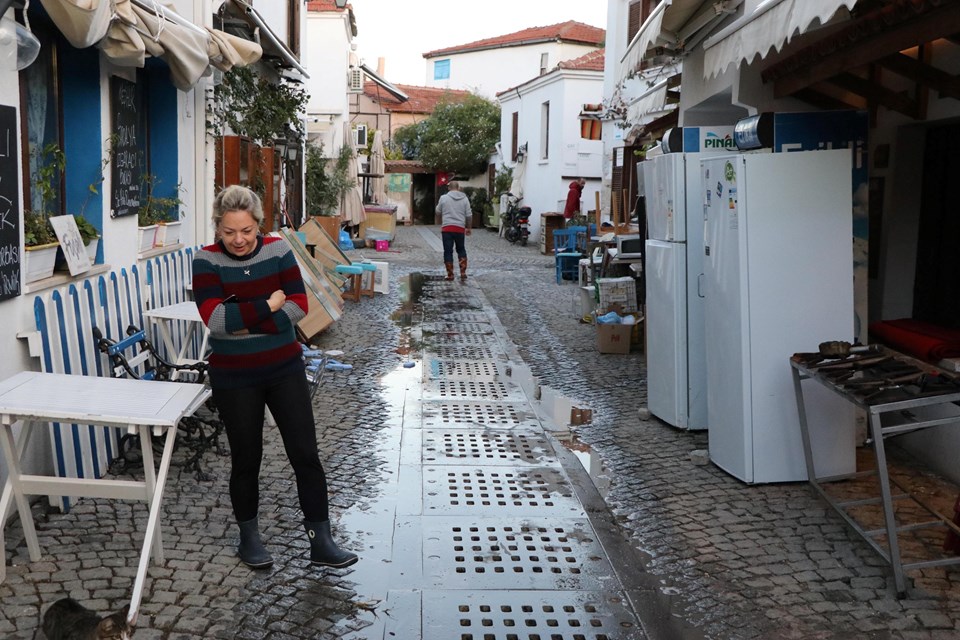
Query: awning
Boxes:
[
  {"xmin": 626, "ymin": 78, "xmax": 677, "ymax": 126},
  {"xmin": 38, "ymin": 0, "xmax": 262, "ymax": 90},
  {"xmin": 360, "ymin": 62, "xmax": 407, "ymax": 101},
  {"xmin": 702, "ymin": 0, "xmax": 859, "ymax": 79},
  {"xmin": 619, "ymin": 0, "xmax": 741, "ymax": 82},
  {"xmin": 223, "ymin": 0, "xmax": 308, "ymax": 78}
]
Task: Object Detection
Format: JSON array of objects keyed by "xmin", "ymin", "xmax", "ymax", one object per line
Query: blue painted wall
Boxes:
[{"xmin": 146, "ymin": 65, "xmax": 179, "ymax": 209}]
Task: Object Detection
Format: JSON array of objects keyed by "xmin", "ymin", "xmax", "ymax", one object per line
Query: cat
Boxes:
[{"xmin": 40, "ymin": 598, "xmax": 134, "ymax": 640}]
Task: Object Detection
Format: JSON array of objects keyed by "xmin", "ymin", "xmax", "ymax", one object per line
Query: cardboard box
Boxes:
[{"xmin": 596, "ymin": 322, "xmax": 632, "ymax": 354}]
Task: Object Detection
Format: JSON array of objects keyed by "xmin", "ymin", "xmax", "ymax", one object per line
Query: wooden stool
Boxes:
[
  {"xmin": 357, "ymin": 262, "xmax": 377, "ymax": 298},
  {"xmin": 334, "ymin": 264, "xmax": 365, "ymax": 302}
]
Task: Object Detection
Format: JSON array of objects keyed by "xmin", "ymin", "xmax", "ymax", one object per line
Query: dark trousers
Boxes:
[
  {"xmin": 212, "ymin": 372, "xmax": 329, "ymax": 523},
  {"xmin": 442, "ymin": 231, "xmax": 467, "ymax": 264}
]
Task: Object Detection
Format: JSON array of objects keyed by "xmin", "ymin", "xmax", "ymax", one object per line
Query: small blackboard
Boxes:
[
  {"xmin": 0, "ymin": 104, "xmax": 21, "ymax": 300},
  {"xmin": 110, "ymin": 76, "xmax": 142, "ymax": 218}
]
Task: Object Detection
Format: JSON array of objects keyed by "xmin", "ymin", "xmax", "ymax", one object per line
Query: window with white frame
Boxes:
[
  {"xmin": 540, "ymin": 101, "xmax": 550, "ymax": 160},
  {"xmin": 540, "ymin": 52, "xmax": 548, "ymax": 75}
]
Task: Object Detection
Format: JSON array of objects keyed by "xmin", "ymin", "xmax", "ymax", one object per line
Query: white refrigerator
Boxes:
[
  {"xmin": 643, "ymin": 152, "xmax": 708, "ymax": 430},
  {"xmin": 701, "ymin": 149, "xmax": 856, "ymax": 484}
]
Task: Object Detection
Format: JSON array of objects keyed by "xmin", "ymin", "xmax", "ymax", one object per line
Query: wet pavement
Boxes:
[{"xmin": 1, "ymin": 224, "xmax": 959, "ymax": 639}]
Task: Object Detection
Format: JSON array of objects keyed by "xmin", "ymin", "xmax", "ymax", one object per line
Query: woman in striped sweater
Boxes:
[{"xmin": 193, "ymin": 185, "xmax": 357, "ymax": 570}]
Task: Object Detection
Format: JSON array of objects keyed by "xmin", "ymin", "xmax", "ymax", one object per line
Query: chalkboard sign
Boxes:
[
  {"xmin": 110, "ymin": 76, "xmax": 142, "ymax": 218},
  {"xmin": 0, "ymin": 104, "xmax": 21, "ymax": 301}
]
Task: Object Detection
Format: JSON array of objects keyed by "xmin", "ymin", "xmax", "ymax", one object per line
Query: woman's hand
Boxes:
[{"xmin": 267, "ymin": 289, "xmax": 287, "ymax": 312}]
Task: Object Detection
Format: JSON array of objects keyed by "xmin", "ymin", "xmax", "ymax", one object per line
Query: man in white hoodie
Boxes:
[{"xmin": 435, "ymin": 181, "xmax": 473, "ymax": 281}]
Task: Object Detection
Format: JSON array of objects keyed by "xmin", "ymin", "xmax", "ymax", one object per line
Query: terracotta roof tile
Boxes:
[
  {"xmin": 306, "ymin": 0, "xmax": 348, "ymax": 12},
  {"xmin": 363, "ymin": 82, "xmax": 473, "ymax": 114},
  {"xmin": 423, "ymin": 21, "xmax": 604, "ymax": 58},
  {"xmin": 557, "ymin": 48, "xmax": 605, "ymax": 71}
]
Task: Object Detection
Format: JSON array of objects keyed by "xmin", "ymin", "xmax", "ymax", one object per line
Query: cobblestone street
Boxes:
[{"xmin": 1, "ymin": 223, "xmax": 958, "ymax": 639}]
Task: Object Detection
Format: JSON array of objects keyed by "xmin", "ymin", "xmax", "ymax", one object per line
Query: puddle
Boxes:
[
  {"xmin": 389, "ymin": 272, "xmax": 425, "ymax": 326},
  {"xmin": 555, "ymin": 432, "xmax": 613, "ymax": 500}
]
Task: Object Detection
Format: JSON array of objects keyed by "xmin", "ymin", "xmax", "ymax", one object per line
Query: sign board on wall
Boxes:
[
  {"xmin": 49, "ymin": 215, "xmax": 91, "ymax": 277},
  {"xmin": 0, "ymin": 104, "xmax": 21, "ymax": 301},
  {"xmin": 682, "ymin": 126, "xmax": 737, "ymax": 153},
  {"xmin": 110, "ymin": 76, "xmax": 142, "ymax": 218}
]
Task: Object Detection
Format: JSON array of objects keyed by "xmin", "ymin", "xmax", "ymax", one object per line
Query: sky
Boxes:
[{"xmin": 349, "ymin": 0, "xmax": 608, "ymax": 86}]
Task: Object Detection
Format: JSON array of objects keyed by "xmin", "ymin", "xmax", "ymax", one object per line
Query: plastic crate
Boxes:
[{"xmin": 597, "ymin": 277, "xmax": 638, "ymax": 313}]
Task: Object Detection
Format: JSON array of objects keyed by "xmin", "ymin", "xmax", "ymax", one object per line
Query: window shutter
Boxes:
[
  {"xmin": 627, "ymin": 1, "xmax": 642, "ymax": 46},
  {"xmin": 511, "ymin": 112, "xmax": 519, "ymax": 161}
]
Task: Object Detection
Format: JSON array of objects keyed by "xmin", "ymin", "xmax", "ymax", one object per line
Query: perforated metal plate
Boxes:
[
  {"xmin": 428, "ymin": 332, "xmax": 498, "ymax": 347},
  {"xmin": 432, "ymin": 311, "xmax": 491, "ymax": 323},
  {"xmin": 426, "ymin": 345, "xmax": 506, "ymax": 360},
  {"xmin": 422, "ymin": 379, "xmax": 527, "ymax": 402},
  {"xmin": 415, "ymin": 517, "xmax": 614, "ymax": 589},
  {"xmin": 422, "ymin": 322, "xmax": 494, "ymax": 335},
  {"xmin": 422, "ymin": 429, "xmax": 556, "ymax": 466},
  {"xmin": 421, "ymin": 467, "xmax": 580, "ymax": 515},
  {"xmin": 420, "ymin": 590, "xmax": 643, "ymax": 640},
  {"xmin": 421, "ymin": 401, "xmax": 540, "ymax": 429},
  {"xmin": 428, "ymin": 359, "xmax": 503, "ymax": 379}
]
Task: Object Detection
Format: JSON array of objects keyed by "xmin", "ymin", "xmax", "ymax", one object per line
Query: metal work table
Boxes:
[
  {"xmin": 790, "ymin": 346, "xmax": 960, "ymax": 596},
  {"xmin": 0, "ymin": 371, "xmax": 210, "ymax": 626}
]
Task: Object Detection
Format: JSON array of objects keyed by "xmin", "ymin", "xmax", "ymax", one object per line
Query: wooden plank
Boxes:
[{"xmin": 277, "ymin": 229, "xmax": 344, "ymax": 325}]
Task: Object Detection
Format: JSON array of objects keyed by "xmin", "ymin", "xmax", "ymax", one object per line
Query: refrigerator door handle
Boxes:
[{"xmin": 698, "ymin": 273, "xmax": 705, "ymax": 298}]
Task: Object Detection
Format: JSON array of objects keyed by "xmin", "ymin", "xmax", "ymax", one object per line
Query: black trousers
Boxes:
[{"xmin": 212, "ymin": 372, "xmax": 329, "ymax": 523}]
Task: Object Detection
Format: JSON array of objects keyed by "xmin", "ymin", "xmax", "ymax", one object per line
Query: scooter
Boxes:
[{"xmin": 503, "ymin": 193, "xmax": 531, "ymax": 246}]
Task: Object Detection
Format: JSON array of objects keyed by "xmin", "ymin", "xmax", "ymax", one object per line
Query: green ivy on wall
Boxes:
[{"xmin": 208, "ymin": 67, "xmax": 308, "ymax": 145}]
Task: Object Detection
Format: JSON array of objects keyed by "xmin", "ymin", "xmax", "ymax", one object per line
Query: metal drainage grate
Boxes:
[
  {"xmin": 430, "ymin": 332, "xmax": 497, "ymax": 347},
  {"xmin": 430, "ymin": 311, "xmax": 491, "ymax": 323},
  {"xmin": 423, "ymin": 430, "xmax": 555, "ymax": 465},
  {"xmin": 428, "ymin": 359, "xmax": 502, "ymax": 379},
  {"xmin": 421, "ymin": 590, "xmax": 642, "ymax": 640},
  {"xmin": 428, "ymin": 345, "xmax": 504, "ymax": 360},
  {"xmin": 419, "ymin": 518, "xmax": 611, "ymax": 589},
  {"xmin": 423, "ymin": 379, "xmax": 526, "ymax": 402},
  {"xmin": 422, "ymin": 322, "xmax": 493, "ymax": 334},
  {"xmin": 422, "ymin": 467, "xmax": 581, "ymax": 515},
  {"xmin": 422, "ymin": 402, "xmax": 538, "ymax": 428}
]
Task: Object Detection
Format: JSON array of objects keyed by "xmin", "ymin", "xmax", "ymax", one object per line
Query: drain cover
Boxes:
[
  {"xmin": 422, "ymin": 322, "xmax": 493, "ymax": 334},
  {"xmin": 430, "ymin": 311, "xmax": 491, "ymax": 323},
  {"xmin": 421, "ymin": 401, "xmax": 539, "ymax": 429},
  {"xmin": 422, "ymin": 429, "xmax": 556, "ymax": 465},
  {"xmin": 423, "ymin": 379, "xmax": 527, "ymax": 402},
  {"xmin": 421, "ymin": 467, "xmax": 581, "ymax": 515},
  {"xmin": 428, "ymin": 359, "xmax": 503, "ymax": 379},
  {"xmin": 416, "ymin": 517, "xmax": 615, "ymax": 590},
  {"xmin": 428, "ymin": 345, "xmax": 505, "ymax": 360},
  {"xmin": 429, "ymin": 332, "xmax": 498, "ymax": 346},
  {"xmin": 420, "ymin": 590, "xmax": 643, "ymax": 640}
]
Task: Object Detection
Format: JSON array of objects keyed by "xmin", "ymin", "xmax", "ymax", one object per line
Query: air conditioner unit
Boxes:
[
  {"xmin": 353, "ymin": 124, "xmax": 368, "ymax": 148},
  {"xmin": 348, "ymin": 67, "xmax": 363, "ymax": 93}
]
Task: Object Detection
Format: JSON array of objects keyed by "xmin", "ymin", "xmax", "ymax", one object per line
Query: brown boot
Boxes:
[
  {"xmin": 444, "ymin": 262, "xmax": 455, "ymax": 281},
  {"xmin": 458, "ymin": 257, "xmax": 468, "ymax": 282}
]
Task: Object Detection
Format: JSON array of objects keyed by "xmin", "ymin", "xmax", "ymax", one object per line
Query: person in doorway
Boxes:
[
  {"xmin": 436, "ymin": 181, "xmax": 472, "ymax": 281},
  {"xmin": 563, "ymin": 178, "xmax": 586, "ymax": 225},
  {"xmin": 192, "ymin": 185, "xmax": 358, "ymax": 571}
]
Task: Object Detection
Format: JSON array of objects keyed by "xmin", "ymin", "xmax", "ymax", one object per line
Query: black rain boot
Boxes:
[
  {"xmin": 237, "ymin": 517, "xmax": 273, "ymax": 569},
  {"xmin": 304, "ymin": 519, "xmax": 358, "ymax": 568}
]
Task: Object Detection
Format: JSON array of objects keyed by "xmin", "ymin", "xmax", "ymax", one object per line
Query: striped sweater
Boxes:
[{"xmin": 192, "ymin": 236, "xmax": 308, "ymax": 389}]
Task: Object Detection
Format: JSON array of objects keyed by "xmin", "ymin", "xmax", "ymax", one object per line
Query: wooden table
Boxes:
[
  {"xmin": 0, "ymin": 371, "xmax": 210, "ymax": 625},
  {"xmin": 790, "ymin": 347, "xmax": 960, "ymax": 596},
  {"xmin": 143, "ymin": 301, "xmax": 209, "ymax": 375}
]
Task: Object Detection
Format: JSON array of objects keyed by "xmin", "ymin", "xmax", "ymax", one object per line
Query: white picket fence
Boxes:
[{"xmin": 27, "ymin": 248, "xmax": 199, "ymax": 511}]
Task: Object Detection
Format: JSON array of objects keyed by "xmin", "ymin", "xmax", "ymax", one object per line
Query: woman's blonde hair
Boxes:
[{"xmin": 212, "ymin": 185, "xmax": 264, "ymax": 227}]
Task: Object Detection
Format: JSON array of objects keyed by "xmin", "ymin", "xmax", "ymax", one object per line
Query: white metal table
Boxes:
[
  {"xmin": 790, "ymin": 347, "xmax": 960, "ymax": 597},
  {"xmin": 0, "ymin": 371, "xmax": 210, "ymax": 626},
  {"xmin": 142, "ymin": 301, "xmax": 209, "ymax": 374}
]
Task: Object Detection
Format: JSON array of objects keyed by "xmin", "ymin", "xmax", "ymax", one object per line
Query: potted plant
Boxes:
[
  {"xmin": 74, "ymin": 214, "xmax": 100, "ymax": 263},
  {"xmin": 304, "ymin": 142, "xmax": 355, "ymax": 240},
  {"xmin": 138, "ymin": 175, "xmax": 183, "ymax": 250},
  {"xmin": 23, "ymin": 143, "xmax": 64, "ymax": 283}
]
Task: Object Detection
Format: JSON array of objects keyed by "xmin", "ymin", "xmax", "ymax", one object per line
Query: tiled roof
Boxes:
[
  {"xmin": 558, "ymin": 48, "xmax": 605, "ymax": 71},
  {"xmin": 305, "ymin": 0, "xmax": 347, "ymax": 12},
  {"xmin": 363, "ymin": 82, "xmax": 472, "ymax": 114},
  {"xmin": 423, "ymin": 21, "xmax": 604, "ymax": 58}
]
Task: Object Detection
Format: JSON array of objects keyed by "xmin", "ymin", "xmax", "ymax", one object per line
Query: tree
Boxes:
[
  {"xmin": 392, "ymin": 94, "xmax": 500, "ymax": 175},
  {"xmin": 304, "ymin": 142, "xmax": 356, "ymax": 216}
]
